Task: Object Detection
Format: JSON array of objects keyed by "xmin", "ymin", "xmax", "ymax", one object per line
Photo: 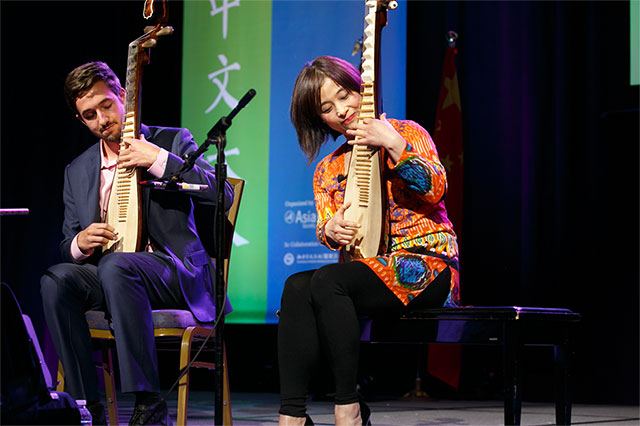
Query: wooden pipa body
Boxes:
[
  {"xmin": 343, "ymin": 0, "xmax": 396, "ymax": 259},
  {"xmin": 103, "ymin": 3, "xmax": 172, "ymax": 253}
]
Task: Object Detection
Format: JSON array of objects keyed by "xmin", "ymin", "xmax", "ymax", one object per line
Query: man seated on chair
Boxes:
[{"xmin": 40, "ymin": 61, "xmax": 234, "ymax": 426}]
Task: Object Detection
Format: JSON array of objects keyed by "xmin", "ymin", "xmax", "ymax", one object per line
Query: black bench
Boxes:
[{"xmin": 360, "ymin": 306, "xmax": 581, "ymax": 425}]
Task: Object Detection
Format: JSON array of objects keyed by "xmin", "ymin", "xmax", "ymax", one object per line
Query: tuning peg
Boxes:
[
  {"xmin": 142, "ymin": 39, "xmax": 157, "ymax": 48},
  {"xmin": 157, "ymin": 26, "xmax": 174, "ymax": 36},
  {"xmin": 387, "ymin": 0, "xmax": 398, "ymax": 9}
]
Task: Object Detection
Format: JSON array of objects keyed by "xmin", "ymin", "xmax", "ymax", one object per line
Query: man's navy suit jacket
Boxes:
[{"xmin": 59, "ymin": 125, "xmax": 234, "ymax": 323}]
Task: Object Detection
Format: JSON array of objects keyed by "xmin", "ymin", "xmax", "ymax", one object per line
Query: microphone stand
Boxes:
[
  {"xmin": 142, "ymin": 90, "xmax": 255, "ymax": 425},
  {"xmin": 207, "ymin": 89, "xmax": 255, "ymax": 426},
  {"xmin": 213, "ymin": 136, "xmax": 227, "ymax": 426},
  {"xmin": 142, "ymin": 89, "xmax": 255, "ymax": 425},
  {"xmin": 213, "ymin": 128, "xmax": 228, "ymax": 426}
]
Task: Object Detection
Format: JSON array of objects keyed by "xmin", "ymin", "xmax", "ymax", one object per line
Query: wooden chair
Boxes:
[
  {"xmin": 57, "ymin": 177, "xmax": 245, "ymax": 426},
  {"xmin": 360, "ymin": 306, "xmax": 581, "ymax": 425}
]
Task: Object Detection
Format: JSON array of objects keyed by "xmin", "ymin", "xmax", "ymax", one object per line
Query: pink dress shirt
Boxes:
[{"xmin": 70, "ymin": 141, "xmax": 168, "ymax": 261}]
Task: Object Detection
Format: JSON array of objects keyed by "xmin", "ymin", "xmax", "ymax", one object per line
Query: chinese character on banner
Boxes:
[
  {"xmin": 428, "ymin": 31, "xmax": 463, "ymax": 391},
  {"xmin": 209, "ymin": 0, "xmax": 240, "ymax": 40},
  {"xmin": 205, "ymin": 54, "xmax": 241, "ymax": 114}
]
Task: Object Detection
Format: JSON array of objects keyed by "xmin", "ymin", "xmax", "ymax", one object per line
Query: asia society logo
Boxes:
[
  {"xmin": 284, "ymin": 210, "xmax": 295, "ymax": 224},
  {"xmin": 283, "ymin": 253, "xmax": 295, "ymax": 266},
  {"xmin": 284, "ymin": 209, "xmax": 316, "ymax": 226}
]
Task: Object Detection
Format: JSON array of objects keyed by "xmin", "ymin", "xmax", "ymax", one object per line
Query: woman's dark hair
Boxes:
[
  {"xmin": 64, "ymin": 61, "xmax": 122, "ymax": 114},
  {"xmin": 290, "ymin": 56, "xmax": 361, "ymax": 162}
]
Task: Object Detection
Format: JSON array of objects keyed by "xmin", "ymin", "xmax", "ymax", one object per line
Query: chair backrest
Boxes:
[{"xmin": 222, "ymin": 178, "xmax": 245, "ymax": 284}]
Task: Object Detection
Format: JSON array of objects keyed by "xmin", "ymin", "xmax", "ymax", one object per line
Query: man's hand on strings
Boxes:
[
  {"xmin": 345, "ymin": 113, "xmax": 407, "ymax": 162},
  {"xmin": 118, "ymin": 134, "xmax": 160, "ymax": 169},
  {"xmin": 324, "ymin": 202, "xmax": 360, "ymax": 247},
  {"xmin": 77, "ymin": 223, "xmax": 118, "ymax": 253}
]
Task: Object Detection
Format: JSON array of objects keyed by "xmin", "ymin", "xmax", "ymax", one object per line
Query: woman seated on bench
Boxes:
[{"xmin": 277, "ymin": 56, "xmax": 460, "ymax": 426}]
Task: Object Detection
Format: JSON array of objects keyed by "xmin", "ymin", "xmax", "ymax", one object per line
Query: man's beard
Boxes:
[
  {"xmin": 100, "ymin": 122, "xmax": 121, "ymax": 143},
  {"xmin": 103, "ymin": 134, "xmax": 121, "ymax": 143}
]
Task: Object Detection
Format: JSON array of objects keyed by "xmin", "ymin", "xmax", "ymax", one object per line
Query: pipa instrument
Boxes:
[
  {"xmin": 103, "ymin": 0, "xmax": 173, "ymax": 253},
  {"xmin": 343, "ymin": 0, "xmax": 397, "ymax": 259}
]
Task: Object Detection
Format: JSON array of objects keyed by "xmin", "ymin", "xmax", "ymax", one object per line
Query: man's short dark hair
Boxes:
[{"xmin": 64, "ymin": 61, "xmax": 122, "ymax": 114}]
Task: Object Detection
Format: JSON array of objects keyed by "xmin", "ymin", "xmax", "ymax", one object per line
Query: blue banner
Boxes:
[{"xmin": 266, "ymin": 0, "xmax": 407, "ymax": 323}]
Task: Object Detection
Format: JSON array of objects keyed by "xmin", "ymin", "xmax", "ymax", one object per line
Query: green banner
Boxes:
[{"xmin": 182, "ymin": 0, "xmax": 272, "ymax": 323}]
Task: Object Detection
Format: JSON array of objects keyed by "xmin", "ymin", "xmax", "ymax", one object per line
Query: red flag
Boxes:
[
  {"xmin": 427, "ymin": 37, "xmax": 463, "ymax": 391},
  {"xmin": 433, "ymin": 43, "xmax": 463, "ymax": 237}
]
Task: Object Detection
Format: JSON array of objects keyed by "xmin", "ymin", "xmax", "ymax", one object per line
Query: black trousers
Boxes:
[
  {"xmin": 278, "ymin": 261, "xmax": 451, "ymax": 417},
  {"xmin": 40, "ymin": 252, "xmax": 187, "ymax": 402}
]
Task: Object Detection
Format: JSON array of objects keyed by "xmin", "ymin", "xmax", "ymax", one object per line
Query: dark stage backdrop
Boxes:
[
  {"xmin": 406, "ymin": 1, "xmax": 639, "ymax": 404},
  {"xmin": 1, "ymin": 0, "xmax": 637, "ymax": 405}
]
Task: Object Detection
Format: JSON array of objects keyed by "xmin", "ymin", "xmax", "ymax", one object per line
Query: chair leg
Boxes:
[
  {"xmin": 56, "ymin": 361, "xmax": 65, "ymax": 392},
  {"xmin": 222, "ymin": 345, "xmax": 233, "ymax": 426},
  {"xmin": 100, "ymin": 344, "xmax": 119, "ymax": 426},
  {"xmin": 177, "ymin": 328, "xmax": 196, "ymax": 425},
  {"xmin": 175, "ymin": 327, "xmax": 233, "ymax": 425}
]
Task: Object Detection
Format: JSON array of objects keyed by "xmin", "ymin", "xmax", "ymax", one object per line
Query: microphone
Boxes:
[
  {"xmin": 180, "ymin": 88, "xmax": 257, "ymax": 173},
  {"xmin": 207, "ymin": 89, "xmax": 257, "ymax": 141},
  {"xmin": 337, "ymin": 174, "xmax": 347, "ymax": 183}
]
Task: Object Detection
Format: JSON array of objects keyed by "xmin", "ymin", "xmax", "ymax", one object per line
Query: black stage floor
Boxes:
[{"xmin": 107, "ymin": 390, "xmax": 639, "ymax": 425}]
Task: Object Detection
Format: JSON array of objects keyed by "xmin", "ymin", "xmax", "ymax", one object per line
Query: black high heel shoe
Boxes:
[{"xmin": 359, "ymin": 400, "xmax": 372, "ymax": 426}]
